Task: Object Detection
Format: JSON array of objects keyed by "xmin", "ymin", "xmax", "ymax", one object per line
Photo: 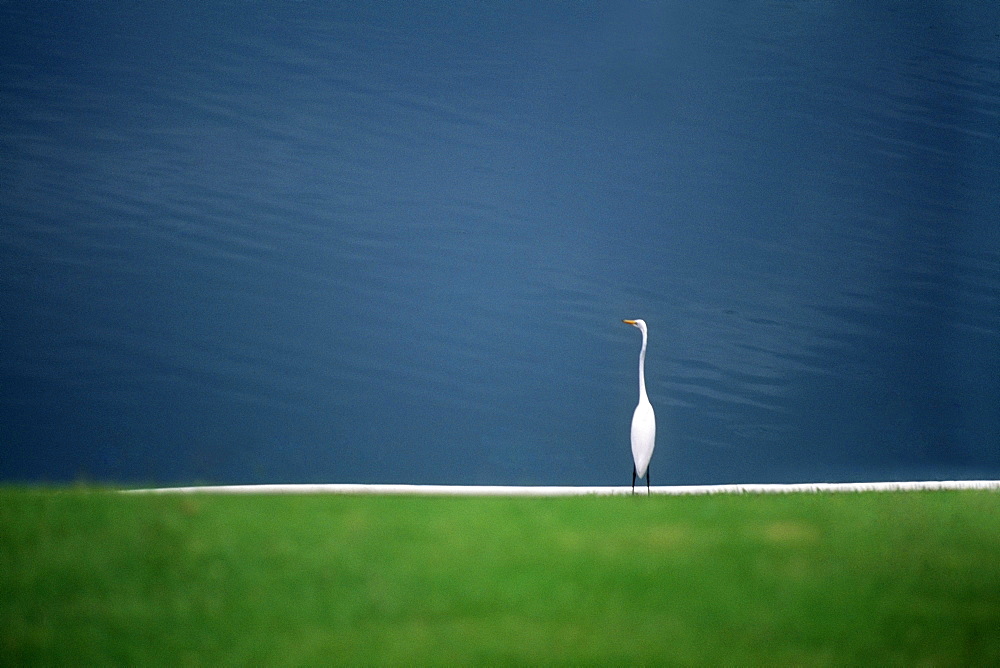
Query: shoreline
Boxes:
[{"xmin": 124, "ymin": 480, "xmax": 1000, "ymax": 496}]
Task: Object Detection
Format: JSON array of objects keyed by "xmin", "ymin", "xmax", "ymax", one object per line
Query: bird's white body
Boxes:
[
  {"xmin": 623, "ymin": 319, "xmax": 656, "ymax": 484},
  {"xmin": 631, "ymin": 397, "xmax": 655, "ymax": 479}
]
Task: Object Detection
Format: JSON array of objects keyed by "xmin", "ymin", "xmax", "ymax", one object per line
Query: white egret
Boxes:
[{"xmin": 623, "ymin": 319, "xmax": 656, "ymax": 494}]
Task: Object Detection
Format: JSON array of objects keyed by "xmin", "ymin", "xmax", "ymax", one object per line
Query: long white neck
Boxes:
[{"xmin": 637, "ymin": 328, "xmax": 648, "ymax": 402}]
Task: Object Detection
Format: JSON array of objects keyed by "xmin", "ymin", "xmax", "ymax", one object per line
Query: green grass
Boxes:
[{"xmin": 2, "ymin": 488, "xmax": 1000, "ymax": 665}]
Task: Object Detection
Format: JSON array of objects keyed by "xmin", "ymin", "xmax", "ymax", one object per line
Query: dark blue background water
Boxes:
[{"xmin": 2, "ymin": 2, "xmax": 999, "ymax": 486}]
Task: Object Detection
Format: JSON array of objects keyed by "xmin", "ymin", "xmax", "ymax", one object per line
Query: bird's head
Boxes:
[{"xmin": 622, "ymin": 318, "xmax": 647, "ymax": 334}]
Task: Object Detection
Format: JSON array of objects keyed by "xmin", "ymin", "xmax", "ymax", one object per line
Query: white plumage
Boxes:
[{"xmin": 623, "ymin": 319, "xmax": 656, "ymax": 493}]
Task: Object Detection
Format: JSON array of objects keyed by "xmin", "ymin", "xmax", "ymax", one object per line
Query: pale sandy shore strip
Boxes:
[{"xmin": 125, "ymin": 480, "xmax": 1000, "ymax": 496}]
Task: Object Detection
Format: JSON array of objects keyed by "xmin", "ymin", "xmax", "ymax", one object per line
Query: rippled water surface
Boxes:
[{"xmin": 2, "ymin": 2, "xmax": 998, "ymax": 485}]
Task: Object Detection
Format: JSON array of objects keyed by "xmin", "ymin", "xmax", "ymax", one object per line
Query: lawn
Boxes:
[{"xmin": 2, "ymin": 487, "xmax": 999, "ymax": 665}]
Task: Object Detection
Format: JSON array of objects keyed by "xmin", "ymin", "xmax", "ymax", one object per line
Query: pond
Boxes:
[{"xmin": 2, "ymin": 2, "xmax": 998, "ymax": 486}]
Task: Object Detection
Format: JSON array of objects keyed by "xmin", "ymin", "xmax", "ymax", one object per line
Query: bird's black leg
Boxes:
[
  {"xmin": 646, "ymin": 467, "xmax": 651, "ymax": 495},
  {"xmin": 632, "ymin": 465, "xmax": 637, "ymax": 495}
]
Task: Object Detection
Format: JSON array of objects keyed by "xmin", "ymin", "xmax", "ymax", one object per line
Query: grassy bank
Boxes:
[{"xmin": 2, "ymin": 488, "xmax": 999, "ymax": 665}]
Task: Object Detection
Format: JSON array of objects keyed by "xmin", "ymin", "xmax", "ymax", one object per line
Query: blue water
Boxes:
[{"xmin": 2, "ymin": 2, "xmax": 999, "ymax": 486}]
